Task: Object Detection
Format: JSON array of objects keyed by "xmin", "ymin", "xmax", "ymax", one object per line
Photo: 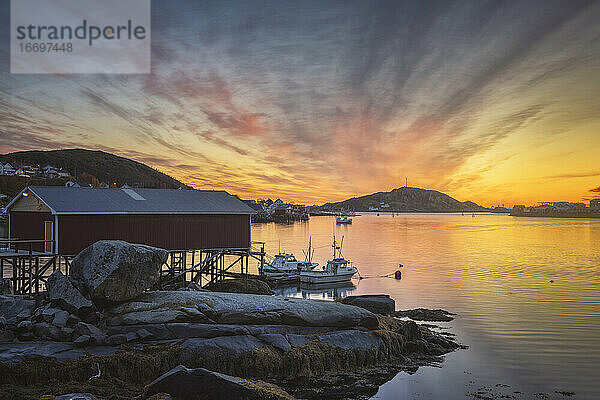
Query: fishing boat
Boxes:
[
  {"xmin": 262, "ymin": 239, "xmax": 319, "ymax": 277},
  {"xmin": 299, "ymin": 236, "xmax": 357, "ymax": 284},
  {"xmin": 336, "ymin": 216, "xmax": 352, "ymax": 224}
]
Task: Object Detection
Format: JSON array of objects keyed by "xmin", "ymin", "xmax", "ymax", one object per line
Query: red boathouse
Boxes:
[{"xmin": 6, "ymin": 186, "xmax": 255, "ymax": 255}]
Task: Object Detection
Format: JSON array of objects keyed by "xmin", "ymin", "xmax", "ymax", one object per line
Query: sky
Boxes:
[{"xmin": 1, "ymin": 0, "xmax": 599, "ymax": 206}]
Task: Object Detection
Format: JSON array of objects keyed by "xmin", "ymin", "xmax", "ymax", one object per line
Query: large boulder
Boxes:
[
  {"xmin": 108, "ymin": 291, "xmax": 379, "ymax": 329},
  {"xmin": 70, "ymin": 240, "xmax": 169, "ymax": 304},
  {"xmin": 145, "ymin": 365, "xmax": 295, "ymax": 400},
  {"xmin": 340, "ymin": 294, "xmax": 395, "ymax": 315},
  {"xmin": 46, "ymin": 270, "xmax": 95, "ymax": 316}
]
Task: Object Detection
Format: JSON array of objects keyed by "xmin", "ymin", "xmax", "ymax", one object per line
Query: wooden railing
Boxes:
[{"xmin": 0, "ymin": 238, "xmax": 57, "ymax": 255}]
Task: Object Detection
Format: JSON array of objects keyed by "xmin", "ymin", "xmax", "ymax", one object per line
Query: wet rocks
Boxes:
[
  {"xmin": 108, "ymin": 291, "xmax": 379, "ymax": 329},
  {"xmin": 205, "ymin": 278, "xmax": 274, "ymax": 295},
  {"xmin": 145, "ymin": 365, "xmax": 295, "ymax": 400},
  {"xmin": 395, "ymin": 308, "xmax": 455, "ymax": 322},
  {"xmin": 340, "ymin": 294, "xmax": 395, "ymax": 315},
  {"xmin": 70, "ymin": 240, "xmax": 169, "ymax": 304},
  {"xmin": 46, "ymin": 270, "xmax": 95, "ymax": 316},
  {"xmin": 0, "ymin": 295, "xmax": 36, "ymax": 324},
  {"xmin": 0, "ymin": 278, "xmax": 12, "ymax": 295}
]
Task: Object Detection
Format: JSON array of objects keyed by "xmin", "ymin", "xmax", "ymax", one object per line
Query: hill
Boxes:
[
  {"xmin": 0, "ymin": 149, "xmax": 189, "ymax": 199},
  {"xmin": 321, "ymin": 186, "xmax": 487, "ymax": 212}
]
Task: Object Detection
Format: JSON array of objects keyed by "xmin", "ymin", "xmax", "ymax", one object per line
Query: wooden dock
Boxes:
[{"xmin": 1, "ymin": 238, "xmax": 267, "ymax": 294}]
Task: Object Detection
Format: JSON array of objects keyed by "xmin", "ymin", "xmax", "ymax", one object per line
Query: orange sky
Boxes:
[{"xmin": 1, "ymin": 2, "xmax": 599, "ymax": 207}]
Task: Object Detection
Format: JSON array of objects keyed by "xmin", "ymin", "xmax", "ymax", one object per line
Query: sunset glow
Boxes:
[{"xmin": 1, "ymin": 1, "xmax": 599, "ymax": 206}]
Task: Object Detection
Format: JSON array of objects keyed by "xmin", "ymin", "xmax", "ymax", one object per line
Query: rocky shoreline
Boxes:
[{"xmin": 0, "ymin": 240, "xmax": 463, "ymax": 399}]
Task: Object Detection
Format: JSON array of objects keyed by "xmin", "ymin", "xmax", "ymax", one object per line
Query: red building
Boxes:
[{"xmin": 6, "ymin": 186, "xmax": 255, "ymax": 255}]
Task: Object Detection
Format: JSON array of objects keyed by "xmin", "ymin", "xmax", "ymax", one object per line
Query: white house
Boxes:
[
  {"xmin": 65, "ymin": 181, "xmax": 81, "ymax": 188},
  {"xmin": 0, "ymin": 163, "xmax": 15, "ymax": 175}
]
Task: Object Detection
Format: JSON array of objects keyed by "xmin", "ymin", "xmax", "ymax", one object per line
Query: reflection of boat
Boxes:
[
  {"xmin": 272, "ymin": 281, "xmax": 356, "ymax": 300},
  {"xmin": 336, "ymin": 216, "xmax": 352, "ymax": 224},
  {"xmin": 300, "ymin": 236, "xmax": 357, "ymax": 284}
]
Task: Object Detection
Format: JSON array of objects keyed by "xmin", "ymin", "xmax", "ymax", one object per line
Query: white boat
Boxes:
[
  {"xmin": 300, "ymin": 236, "xmax": 357, "ymax": 284},
  {"xmin": 336, "ymin": 216, "xmax": 352, "ymax": 224},
  {"xmin": 262, "ymin": 239, "xmax": 319, "ymax": 277},
  {"xmin": 262, "ymin": 253, "xmax": 318, "ymax": 277}
]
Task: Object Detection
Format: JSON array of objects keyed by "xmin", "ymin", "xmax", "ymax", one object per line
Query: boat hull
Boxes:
[{"xmin": 299, "ymin": 271, "xmax": 356, "ymax": 284}]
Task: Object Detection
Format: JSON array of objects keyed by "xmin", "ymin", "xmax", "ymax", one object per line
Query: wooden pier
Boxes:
[
  {"xmin": 0, "ymin": 239, "xmax": 62, "ymax": 295},
  {"xmin": 1, "ymin": 238, "xmax": 267, "ymax": 295}
]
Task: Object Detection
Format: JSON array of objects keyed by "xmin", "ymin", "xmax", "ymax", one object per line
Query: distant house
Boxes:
[
  {"xmin": 99, "ymin": 182, "xmax": 110, "ymax": 188},
  {"xmin": 1, "ymin": 163, "xmax": 15, "ymax": 175},
  {"xmin": 5, "ymin": 186, "xmax": 255, "ymax": 255},
  {"xmin": 65, "ymin": 181, "xmax": 80, "ymax": 188},
  {"xmin": 591, "ymin": 199, "xmax": 600, "ymax": 209}
]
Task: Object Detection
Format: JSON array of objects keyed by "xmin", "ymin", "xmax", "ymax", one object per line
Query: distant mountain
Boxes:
[
  {"xmin": 0, "ymin": 149, "xmax": 189, "ymax": 199},
  {"xmin": 321, "ymin": 186, "xmax": 487, "ymax": 212}
]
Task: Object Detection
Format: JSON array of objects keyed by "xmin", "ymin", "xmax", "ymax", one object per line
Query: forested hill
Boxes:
[
  {"xmin": 0, "ymin": 149, "xmax": 189, "ymax": 199},
  {"xmin": 321, "ymin": 186, "xmax": 487, "ymax": 212}
]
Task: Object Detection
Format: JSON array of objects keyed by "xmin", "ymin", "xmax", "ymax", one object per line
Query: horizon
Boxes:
[{"xmin": 1, "ymin": 1, "xmax": 599, "ymax": 206}]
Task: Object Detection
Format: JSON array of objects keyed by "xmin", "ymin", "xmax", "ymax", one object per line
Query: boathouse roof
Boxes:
[{"xmin": 7, "ymin": 186, "xmax": 256, "ymax": 215}]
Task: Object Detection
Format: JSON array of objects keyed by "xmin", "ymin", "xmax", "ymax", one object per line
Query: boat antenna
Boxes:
[
  {"xmin": 339, "ymin": 236, "xmax": 344, "ymax": 258},
  {"xmin": 278, "ymin": 239, "xmax": 281, "ymax": 255}
]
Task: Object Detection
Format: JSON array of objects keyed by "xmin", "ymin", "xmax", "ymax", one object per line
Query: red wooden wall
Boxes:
[
  {"xmin": 57, "ymin": 214, "xmax": 251, "ymax": 255},
  {"xmin": 9, "ymin": 211, "xmax": 54, "ymax": 252}
]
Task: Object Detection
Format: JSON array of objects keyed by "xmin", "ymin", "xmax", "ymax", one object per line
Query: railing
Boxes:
[{"xmin": 0, "ymin": 238, "xmax": 57, "ymax": 255}]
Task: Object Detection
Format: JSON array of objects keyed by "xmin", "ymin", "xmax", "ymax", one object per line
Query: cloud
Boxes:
[{"xmin": 590, "ymin": 186, "xmax": 600, "ymax": 193}]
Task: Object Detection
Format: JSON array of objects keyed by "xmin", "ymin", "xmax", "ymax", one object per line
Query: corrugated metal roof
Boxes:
[{"xmin": 14, "ymin": 186, "xmax": 256, "ymax": 215}]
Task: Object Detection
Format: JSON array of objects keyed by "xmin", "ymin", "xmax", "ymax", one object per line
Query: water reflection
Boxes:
[
  {"xmin": 272, "ymin": 281, "xmax": 356, "ymax": 300},
  {"xmin": 252, "ymin": 214, "xmax": 600, "ymax": 399}
]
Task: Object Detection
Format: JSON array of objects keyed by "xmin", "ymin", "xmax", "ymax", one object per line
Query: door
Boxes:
[{"xmin": 44, "ymin": 221, "xmax": 53, "ymax": 253}]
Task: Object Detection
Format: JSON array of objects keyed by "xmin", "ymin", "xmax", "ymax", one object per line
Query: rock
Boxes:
[
  {"xmin": 52, "ymin": 310, "xmax": 70, "ymax": 327},
  {"xmin": 394, "ymin": 308, "xmax": 455, "ymax": 322},
  {"xmin": 0, "ymin": 316, "xmax": 6, "ymax": 329},
  {"xmin": 205, "ymin": 278, "xmax": 274, "ymax": 295},
  {"xmin": 18, "ymin": 332, "xmax": 35, "ymax": 341},
  {"xmin": 286, "ymin": 333, "xmax": 311, "ymax": 348},
  {"xmin": 145, "ymin": 365, "xmax": 294, "ymax": 400},
  {"xmin": 0, "ymin": 278, "xmax": 12, "ymax": 295},
  {"xmin": 54, "ymin": 393, "xmax": 98, "ymax": 400},
  {"xmin": 125, "ymin": 331, "xmax": 138, "ymax": 342},
  {"xmin": 69, "ymin": 240, "xmax": 168, "ymax": 304},
  {"xmin": 73, "ymin": 335, "xmax": 91, "ymax": 347},
  {"xmin": 0, "ymin": 329, "xmax": 15, "ymax": 342},
  {"xmin": 113, "ymin": 306, "xmax": 211, "ymax": 326},
  {"xmin": 109, "ymin": 291, "xmax": 378, "ymax": 329},
  {"xmin": 39, "ymin": 307, "xmax": 64, "ymax": 323},
  {"xmin": 185, "ymin": 282, "xmax": 205, "ymax": 291},
  {"xmin": 75, "ymin": 322, "xmax": 106, "ymax": 344},
  {"xmin": 17, "ymin": 320, "xmax": 32, "ymax": 332},
  {"xmin": 340, "ymin": 295, "xmax": 395, "ymax": 315},
  {"xmin": 106, "ymin": 333, "xmax": 127, "ymax": 345},
  {"xmin": 33, "ymin": 322, "xmax": 65, "ymax": 341},
  {"xmin": 136, "ymin": 328, "xmax": 152, "ymax": 341},
  {"xmin": 16, "ymin": 309, "xmax": 32, "ymax": 322},
  {"xmin": 318, "ymin": 330, "xmax": 383, "ymax": 351},
  {"xmin": 46, "ymin": 270, "xmax": 95, "ymax": 316},
  {"xmin": 257, "ymin": 333, "xmax": 291, "ymax": 352},
  {"xmin": 0, "ymin": 295, "xmax": 36, "ymax": 324},
  {"xmin": 66, "ymin": 314, "xmax": 82, "ymax": 327},
  {"xmin": 401, "ymin": 320, "xmax": 422, "ymax": 341}
]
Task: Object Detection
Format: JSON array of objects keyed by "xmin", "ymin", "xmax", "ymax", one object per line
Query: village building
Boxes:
[{"xmin": 5, "ymin": 186, "xmax": 256, "ymax": 255}]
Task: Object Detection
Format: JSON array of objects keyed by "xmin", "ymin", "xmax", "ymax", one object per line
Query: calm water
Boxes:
[{"xmin": 251, "ymin": 213, "xmax": 600, "ymax": 400}]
